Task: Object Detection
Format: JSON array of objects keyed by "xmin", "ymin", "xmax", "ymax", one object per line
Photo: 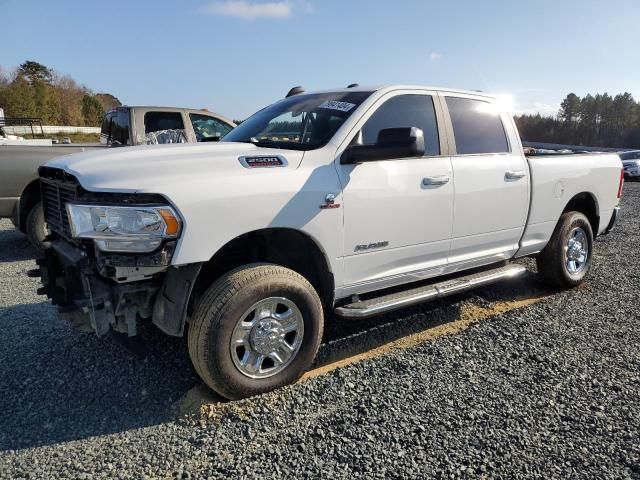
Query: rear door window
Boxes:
[
  {"xmin": 144, "ymin": 111, "xmax": 184, "ymax": 133},
  {"xmin": 189, "ymin": 113, "xmax": 233, "ymax": 141},
  {"xmin": 445, "ymin": 97, "xmax": 509, "ymax": 154},
  {"xmin": 144, "ymin": 111, "xmax": 186, "ymax": 144},
  {"xmin": 360, "ymin": 94, "xmax": 440, "ymax": 156}
]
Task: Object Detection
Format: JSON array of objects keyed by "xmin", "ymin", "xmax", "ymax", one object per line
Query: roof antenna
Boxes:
[
  {"xmin": 286, "ymin": 86, "xmax": 305, "ymax": 98},
  {"xmin": 347, "ymin": 83, "xmax": 359, "ymax": 88}
]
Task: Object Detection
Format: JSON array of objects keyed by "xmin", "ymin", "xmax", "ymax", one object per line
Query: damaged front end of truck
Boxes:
[{"xmin": 35, "ymin": 166, "xmax": 201, "ymax": 337}]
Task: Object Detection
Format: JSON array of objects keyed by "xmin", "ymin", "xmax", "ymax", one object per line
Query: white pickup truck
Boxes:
[{"xmin": 36, "ymin": 85, "xmax": 623, "ymax": 399}]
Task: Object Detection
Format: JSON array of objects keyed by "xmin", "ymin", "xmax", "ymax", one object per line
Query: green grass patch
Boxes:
[{"xmin": 21, "ymin": 132, "xmax": 100, "ymax": 143}]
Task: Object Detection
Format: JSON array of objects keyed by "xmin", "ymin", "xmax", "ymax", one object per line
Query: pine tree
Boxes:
[
  {"xmin": 3, "ymin": 75, "xmax": 37, "ymax": 117},
  {"xmin": 81, "ymin": 94, "xmax": 105, "ymax": 126}
]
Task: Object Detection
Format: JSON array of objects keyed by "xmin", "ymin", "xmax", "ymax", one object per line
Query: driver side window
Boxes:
[{"xmin": 360, "ymin": 94, "xmax": 440, "ymax": 156}]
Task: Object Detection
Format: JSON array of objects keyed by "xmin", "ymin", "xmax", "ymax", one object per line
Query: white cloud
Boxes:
[
  {"xmin": 202, "ymin": 1, "xmax": 292, "ymax": 20},
  {"xmin": 429, "ymin": 52, "xmax": 442, "ymax": 61},
  {"xmin": 295, "ymin": 0, "xmax": 314, "ymax": 14}
]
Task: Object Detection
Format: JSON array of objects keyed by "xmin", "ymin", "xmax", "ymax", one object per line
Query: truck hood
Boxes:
[{"xmin": 46, "ymin": 142, "xmax": 305, "ymax": 193}]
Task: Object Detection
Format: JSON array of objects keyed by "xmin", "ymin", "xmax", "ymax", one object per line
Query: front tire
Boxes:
[
  {"xmin": 26, "ymin": 201, "xmax": 49, "ymax": 251},
  {"xmin": 536, "ymin": 211, "xmax": 593, "ymax": 289},
  {"xmin": 188, "ymin": 264, "xmax": 324, "ymax": 400}
]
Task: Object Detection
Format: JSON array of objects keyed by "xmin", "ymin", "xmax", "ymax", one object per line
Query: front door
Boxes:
[{"xmin": 336, "ymin": 92, "xmax": 455, "ymax": 295}]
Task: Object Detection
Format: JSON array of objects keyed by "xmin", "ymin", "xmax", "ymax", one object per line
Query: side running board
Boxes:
[{"xmin": 334, "ymin": 264, "xmax": 527, "ymax": 319}]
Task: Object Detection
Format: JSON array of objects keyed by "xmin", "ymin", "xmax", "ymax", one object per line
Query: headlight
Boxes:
[{"xmin": 66, "ymin": 204, "xmax": 181, "ymax": 253}]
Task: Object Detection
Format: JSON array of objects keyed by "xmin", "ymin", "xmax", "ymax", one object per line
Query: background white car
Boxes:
[{"xmin": 620, "ymin": 150, "xmax": 640, "ymax": 180}]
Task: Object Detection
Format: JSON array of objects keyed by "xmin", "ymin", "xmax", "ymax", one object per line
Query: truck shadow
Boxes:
[
  {"xmin": 0, "ymin": 301, "xmax": 200, "ymax": 452},
  {"xmin": 317, "ymin": 271, "xmax": 549, "ymax": 368},
  {"xmin": 0, "ymin": 269, "xmax": 553, "ymax": 452}
]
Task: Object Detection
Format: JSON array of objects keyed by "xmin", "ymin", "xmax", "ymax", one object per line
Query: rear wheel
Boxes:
[
  {"xmin": 188, "ymin": 264, "xmax": 324, "ymax": 400},
  {"xmin": 536, "ymin": 211, "xmax": 593, "ymax": 288},
  {"xmin": 26, "ymin": 201, "xmax": 49, "ymax": 251}
]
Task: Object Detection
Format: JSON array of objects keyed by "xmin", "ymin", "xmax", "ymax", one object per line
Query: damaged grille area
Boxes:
[
  {"xmin": 39, "ymin": 166, "xmax": 170, "ymax": 242},
  {"xmin": 39, "ymin": 167, "xmax": 82, "ymax": 241},
  {"xmin": 41, "ymin": 177, "xmax": 78, "ymax": 240}
]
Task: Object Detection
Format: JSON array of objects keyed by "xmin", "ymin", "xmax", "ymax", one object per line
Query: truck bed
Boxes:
[
  {"xmin": 0, "ymin": 144, "xmax": 103, "ymax": 217},
  {"xmin": 518, "ymin": 153, "xmax": 622, "ymax": 257}
]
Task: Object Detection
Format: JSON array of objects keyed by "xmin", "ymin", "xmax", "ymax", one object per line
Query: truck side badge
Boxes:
[
  {"xmin": 320, "ymin": 193, "xmax": 340, "ymax": 209},
  {"xmin": 354, "ymin": 241, "xmax": 389, "ymax": 252},
  {"xmin": 238, "ymin": 155, "xmax": 288, "ymax": 168}
]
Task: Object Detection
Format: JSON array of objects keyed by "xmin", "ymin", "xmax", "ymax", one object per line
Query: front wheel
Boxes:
[
  {"xmin": 26, "ymin": 201, "xmax": 49, "ymax": 251},
  {"xmin": 536, "ymin": 211, "xmax": 593, "ymax": 289},
  {"xmin": 188, "ymin": 264, "xmax": 324, "ymax": 400}
]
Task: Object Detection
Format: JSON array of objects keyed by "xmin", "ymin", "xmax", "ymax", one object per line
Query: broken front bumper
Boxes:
[{"xmin": 37, "ymin": 240, "xmax": 201, "ymax": 337}]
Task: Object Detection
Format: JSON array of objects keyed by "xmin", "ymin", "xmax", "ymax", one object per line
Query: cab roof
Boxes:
[
  {"xmin": 108, "ymin": 106, "xmax": 220, "ymax": 113},
  {"xmin": 302, "ymin": 84, "xmax": 498, "ymax": 100}
]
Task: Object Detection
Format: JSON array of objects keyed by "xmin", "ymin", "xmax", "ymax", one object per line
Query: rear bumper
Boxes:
[
  {"xmin": 37, "ymin": 240, "xmax": 201, "ymax": 337},
  {"xmin": 603, "ymin": 206, "xmax": 620, "ymax": 235}
]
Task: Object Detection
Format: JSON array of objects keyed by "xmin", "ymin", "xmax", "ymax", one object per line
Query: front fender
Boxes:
[{"xmin": 169, "ymin": 162, "xmax": 344, "ymax": 282}]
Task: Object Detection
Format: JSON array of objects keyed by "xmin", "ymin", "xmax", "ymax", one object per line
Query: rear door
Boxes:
[{"xmin": 441, "ymin": 93, "xmax": 529, "ymax": 267}]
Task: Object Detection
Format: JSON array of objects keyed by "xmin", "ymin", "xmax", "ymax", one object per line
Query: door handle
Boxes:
[
  {"xmin": 505, "ymin": 170, "xmax": 526, "ymax": 180},
  {"xmin": 422, "ymin": 175, "xmax": 450, "ymax": 186}
]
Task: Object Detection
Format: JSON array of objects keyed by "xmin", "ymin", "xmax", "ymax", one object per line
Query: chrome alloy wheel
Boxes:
[
  {"xmin": 230, "ymin": 297, "xmax": 304, "ymax": 379},
  {"xmin": 565, "ymin": 227, "xmax": 589, "ymax": 274}
]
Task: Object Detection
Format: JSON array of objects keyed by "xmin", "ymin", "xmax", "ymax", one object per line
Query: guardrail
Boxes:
[
  {"xmin": 2, "ymin": 125, "xmax": 101, "ymax": 135},
  {"xmin": 0, "ymin": 117, "xmax": 45, "ymax": 137}
]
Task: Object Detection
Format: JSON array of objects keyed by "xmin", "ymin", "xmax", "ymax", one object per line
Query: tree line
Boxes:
[
  {"xmin": 0, "ymin": 61, "xmax": 121, "ymax": 127},
  {"xmin": 515, "ymin": 92, "xmax": 640, "ymax": 148},
  {"xmin": 2, "ymin": 63, "xmax": 640, "ymax": 147}
]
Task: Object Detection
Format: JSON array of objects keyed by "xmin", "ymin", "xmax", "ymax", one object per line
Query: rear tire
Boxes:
[
  {"xmin": 26, "ymin": 202, "xmax": 49, "ymax": 251},
  {"xmin": 536, "ymin": 211, "xmax": 593, "ymax": 289},
  {"xmin": 188, "ymin": 263, "xmax": 324, "ymax": 400}
]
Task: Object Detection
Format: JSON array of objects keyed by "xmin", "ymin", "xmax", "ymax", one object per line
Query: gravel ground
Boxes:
[{"xmin": 1, "ymin": 183, "xmax": 639, "ymax": 479}]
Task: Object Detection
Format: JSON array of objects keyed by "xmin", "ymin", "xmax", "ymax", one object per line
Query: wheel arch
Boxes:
[
  {"xmin": 17, "ymin": 178, "xmax": 41, "ymax": 232},
  {"xmin": 562, "ymin": 192, "xmax": 599, "ymax": 236},
  {"xmin": 188, "ymin": 227, "xmax": 335, "ymax": 316}
]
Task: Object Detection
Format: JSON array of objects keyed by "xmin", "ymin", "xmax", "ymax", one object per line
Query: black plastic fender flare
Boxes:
[{"xmin": 152, "ymin": 263, "xmax": 202, "ymax": 336}]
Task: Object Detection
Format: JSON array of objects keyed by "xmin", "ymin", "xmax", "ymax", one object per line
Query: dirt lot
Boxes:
[{"xmin": 0, "ymin": 183, "xmax": 638, "ymax": 479}]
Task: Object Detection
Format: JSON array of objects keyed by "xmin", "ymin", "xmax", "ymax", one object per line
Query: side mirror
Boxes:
[{"xmin": 341, "ymin": 127, "xmax": 425, "ymax": 164}]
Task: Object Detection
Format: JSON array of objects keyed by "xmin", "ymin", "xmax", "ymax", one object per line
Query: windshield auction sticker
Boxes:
[{"xmin": 319, "ymin": 100, "xmax": 356, "ymax": 112}]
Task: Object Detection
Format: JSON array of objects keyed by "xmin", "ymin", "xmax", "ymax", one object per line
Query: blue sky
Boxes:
[{"xmin": 2, "ymin": 0, "xmax": 639, "ymax": 119}]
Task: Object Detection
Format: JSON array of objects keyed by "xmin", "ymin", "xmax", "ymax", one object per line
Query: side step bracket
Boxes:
[{"xmin": 334, "ymin": 264, "xmax": 527, "ymax": 319}]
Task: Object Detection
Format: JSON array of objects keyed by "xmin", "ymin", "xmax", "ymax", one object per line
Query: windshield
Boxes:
[
  {"xmin": 223, "ymin": 91, "xmax": 373, "ymax": 150},
  {"xmin": 620, "ymin": 151, "xmax": 640, "ymax": 161}
]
